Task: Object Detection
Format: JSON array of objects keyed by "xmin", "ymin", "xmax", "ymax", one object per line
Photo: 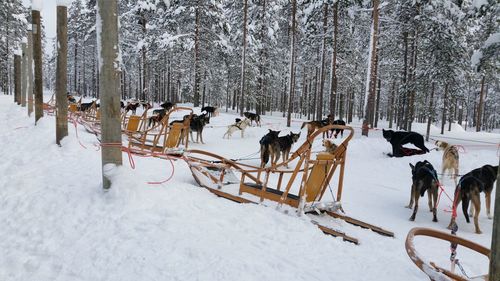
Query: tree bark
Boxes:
[
  {"xmin": 21, "ymin": 43, "xmax": 27, "ymax": 107},
  {"xmin": 286, "ymin": 0, "xmax": 297, "ymax": 127},
  {"xmin": 14, "ymin": 55, "xmax": 21, "ymax": 105},
  {"xmin": 257, "ymin": 0, "xmax": 267, "ymax": 116},
  {"xmin": 317, "ymin": 3, "xmax": 328, "ymax": 120},
  {"xmin": 425, "ymin": 82, "xmax": 435, "ymax": 141},
  {"xmin": 374, "ymin": 78, "xmax": 381, "ymax": 128},
  {"xmin": 399, "ymin": 32, "xmax": 408, "ymax": 130},
  {"xmin": 476, "ymin": 75, "xmax": 485, "ymax": 132},
  {"xmin": 440, "ymin": 84, "xmax": 448, "ymax": 135},
  {"xmin": 239, "ymin": 0, "xmax": 249, "ymax": 116},
  {"xmin": 27, "ymin": 28, "xmax": 34, "ymax": 116},
  {"xmin": 329, "ymin": 1, "xmax": 338, "ymax": 117},
  {"xmin": 193, "ymin": 0, "xmax": 201, "ymax": 107},
  {"xmin": 32, "ymin": 10, "xmax": 44, "ymax": 123},
  {"xmin": 97, "ymin": 0, "xmax": 123, "ymax": 189},
  {"xmin": 361, "ymin": 0, "xmax": 379, "ymax": 136},
  {"xmin": 56, "ymin": 6, "xmax": 69, "ymax": 145},
  {"xmin": 388, "ymin": 80, "xmax": 395, "ymax": 128}
]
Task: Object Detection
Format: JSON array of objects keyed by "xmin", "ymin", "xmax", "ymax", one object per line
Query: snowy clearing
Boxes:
[{"xmin": 0, "ymin": 95, "xmax": 498, "ymax": 281}]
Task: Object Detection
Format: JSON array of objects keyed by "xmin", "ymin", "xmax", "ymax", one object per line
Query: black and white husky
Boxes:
[{"xmin": 223, "ymin": 118, "xmax": 251, "ymax": 139}]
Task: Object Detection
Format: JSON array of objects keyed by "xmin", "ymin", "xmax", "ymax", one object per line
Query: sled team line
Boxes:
[{"xmin": 50, "ymin": 97, "xmax": 497, "ymax": 280}]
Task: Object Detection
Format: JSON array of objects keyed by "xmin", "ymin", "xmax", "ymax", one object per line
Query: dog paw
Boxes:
[
  {"xmin": 432, "ymin": 218, "xmax": 438, "ymax": 222},
  {"xmin": 405, "ymin": 205, "xmax": 411, "ymax": 209},
  {"xmin": 475, "ymin": 230, "xmax": 482, "ymax": 234},
  {"xmin": 409, "ymin": 217, "xmax": 415, "ymax": 221},
  {"xmin": 488, "ymin": 215, "xmax": 493, "ymax": 219}
]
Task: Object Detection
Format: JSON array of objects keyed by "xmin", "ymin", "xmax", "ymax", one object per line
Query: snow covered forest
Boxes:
[{"xmin": 1, "ymin": 0, "xmax": 499, "ymax": 131}]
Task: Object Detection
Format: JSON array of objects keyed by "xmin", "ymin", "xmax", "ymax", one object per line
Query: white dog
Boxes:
[{"xmin": 223, "ymin": 118, "xmax": 251, "ymax": 139}]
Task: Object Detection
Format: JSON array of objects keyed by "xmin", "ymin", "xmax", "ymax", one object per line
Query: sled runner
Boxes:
[
  {"xmin": 405, "ymin": 227, "xmax": 490, "ymax": 281},
  {"xmin": 185, "ymin": 125, "xmax": 394, "ymax": 244}
]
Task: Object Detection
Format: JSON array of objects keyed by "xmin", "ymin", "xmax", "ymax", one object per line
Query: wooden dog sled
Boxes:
[
  {"xmin": 405, "ymin": 227, "xmax": 490, "ymax": 281},
  {"xmin": 127, "ymin": 107, "xmax": 193, "ymax": 157},
  {"xmin": 184, "ymin": 125, "xmax": 394, "ymax": 244}
]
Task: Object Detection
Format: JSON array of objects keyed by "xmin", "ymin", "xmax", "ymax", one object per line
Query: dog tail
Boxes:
[
  {"xmin": 461, "ymin": 192, "xmax": 470, "ymax": 223},
  {"xmin": 260, "ymin": 144, "xmax": 270, "ymax": 166}
]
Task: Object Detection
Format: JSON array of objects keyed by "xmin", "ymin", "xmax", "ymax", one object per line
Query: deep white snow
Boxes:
[{"xmin": 0, "ymin": 94, "xmax": 498, "ymax": 281}]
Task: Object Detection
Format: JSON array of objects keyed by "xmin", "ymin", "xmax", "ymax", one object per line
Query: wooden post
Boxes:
[
  {"xmin": 56, "ymin": 5, "xmax": 69, "ymax": 145},
  {"xmin": 14, "ymin": 54, "xmax": 21, "ymax": 105},
  {"xmin": 490, "ymin": 163, "xmax": 500, "ymax": 281},
  {"xmin": 97, "ymin": 0, "xmax": 123, "ymax": 190},
  {"xmin": 32, "ymin": 9, "xmax": 44, "ymax": 123},
  {"xmin": 21, "ymin": 42, "xmax": 27, "ymax": 107},
  {"xmin": 27, "ymin": 26, "xmax": 34, "ymax": 116}
]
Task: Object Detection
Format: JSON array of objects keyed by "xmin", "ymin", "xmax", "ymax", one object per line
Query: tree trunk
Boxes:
[
  {"xmin": 425, "ymin": 82, "xmax": 435, "ymax": 141},
  {"xmin": 476, "ymin": 75, "xmax": 485, "ymax": 132},
  {"xmin": 239, "ymin": 0, "xmax": 249, "ymax": 116},
  {"xmin": 361, "ymin": 0, "xmax": 379, "ymax": 136},
  {"xmin": 27, "ymin": 28, "xmax": 34, "ymax": 116},
  {"xmin": 97, "ymin": 0, "xmax": 123, "ymax": 189},
  {"xmin": 257, "ymin": 0, "xmax": 267, "ymax": 116},
  {"xmin": 56, "ymin": 5, "xmax": 69, "ymax": 145},
  {"xmin": 74, "ymin": 39, "xmax": 78, "ymax": 93},
  {"xmin": 441, "ymin": 83, "xmax": 448, "ymax": 135},
  {"xmin": 286, "ymin": 0, "xmax": 297, "ymax": 127},
  {"xmin": 399, "ymin": 32, "xmax": 408, "ymax": 130},
  {"xmin": 32, "ymin": 10, "xmax": 44, "ymax": 123},
  {"xmin": 407, "ymin": 31, "xmax": 418, "ymax": 131},
  {"xmin": 317, "ymin": 3, "xmax": 328, "ymax": 120},
  {"xmin": 374, "ymin": 78, "xmax": 381, "ymax": 128},
  {"xmin": 21, "ymin": 43, "xmax": 27, "ymax": 107},
  {"xmin": 329, "ymin": 1, "xmax": 338, "ymax": 117},
  {"xmin": 193, "ymin": 0, "xmax": 201, "ymax": 107},
  {"xmin": 388, "ymin": 80, "xmax": 395, "ymax": 128},
  {"xmin": 448, "ymin": 97, "xmax": 454, "ymax": 132},
  {"xmin": 14, "ymin": 54, "xmax": 21, "ymax": 105}
]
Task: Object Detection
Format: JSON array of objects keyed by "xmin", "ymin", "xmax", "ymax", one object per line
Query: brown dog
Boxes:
[
  {"xmin": 322, "ymin": 139, "xmax": 338, "ymax": 154},
  {"xmin": 448, "ymin": 165, "xmax": 498, "ymax": 234},
  {"xmin": 301, "ymin": 115, "xmax": 334, "ymax": 137},
  {"xmin": 435, "ymin": 140, "xmax": 459, "ymax": 185}
]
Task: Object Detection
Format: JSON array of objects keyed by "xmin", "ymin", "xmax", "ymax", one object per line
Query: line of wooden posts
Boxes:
[
  {"xmin": 11, "ymin": 1, "xmax": 499, "ymax": 278},
  {"xmin": 14, "ymin": 1, "xmax": 122, "ymax": 190}
]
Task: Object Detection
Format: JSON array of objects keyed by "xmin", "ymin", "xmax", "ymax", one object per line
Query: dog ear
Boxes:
[{"xmin": 409, "ymin": 163, "xmax": 415, "ymax": 171}]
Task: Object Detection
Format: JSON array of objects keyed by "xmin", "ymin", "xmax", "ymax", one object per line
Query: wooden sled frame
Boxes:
[
  {"xmin": 127, "ymin": 106, "xmax": 193, "ymax": 155},
  {"xmin": 185, "ymin": 125, "xmax": 394, "ymax": 243},
  {"xmin": 405, "ymin": 227, "xmax": 490, "ymax": 281}
]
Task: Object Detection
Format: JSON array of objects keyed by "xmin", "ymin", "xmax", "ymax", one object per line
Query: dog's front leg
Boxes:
[{"xmin": 200, "ymin": 131, "xmax": 205, "ymax": 144}]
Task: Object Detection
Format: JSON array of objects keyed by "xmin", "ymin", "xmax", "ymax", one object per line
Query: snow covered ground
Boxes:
[{"xmin": 0, "ymin": 94, "xmax": 498, "ymax": 281}]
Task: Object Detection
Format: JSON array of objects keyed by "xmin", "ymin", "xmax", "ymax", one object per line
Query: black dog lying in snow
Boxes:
[{"xmin": 382, "ymin": 129, "xmax": 429, "ymax": 157}]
